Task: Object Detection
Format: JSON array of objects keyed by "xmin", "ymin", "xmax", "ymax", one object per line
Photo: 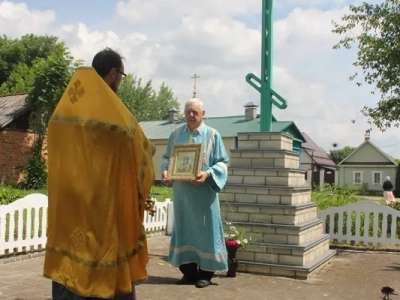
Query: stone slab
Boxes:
[{"xmin": 2, "ymin": 236, "xmax": 400, "ymax": 300}]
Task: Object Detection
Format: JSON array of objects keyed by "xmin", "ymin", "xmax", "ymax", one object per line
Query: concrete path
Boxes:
[{"xmin": 1, "ymin": 235, "xmax": 400, "ymax": 300}]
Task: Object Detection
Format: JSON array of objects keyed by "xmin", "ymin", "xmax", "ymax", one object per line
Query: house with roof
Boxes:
[
  {"xmin": 300, "ymin": 132, "xmax": 337, "ymax": 188},
  {"xmin": 337, "ymin": 133, "xmax": 398, "ymax": 191},
  {"xmin": 140, "ymin": 102, "xmax": 307, "ymax": 181},
  {"xmin": 0, "ymin": 93, "xmax": 34, "ymax": 184}
]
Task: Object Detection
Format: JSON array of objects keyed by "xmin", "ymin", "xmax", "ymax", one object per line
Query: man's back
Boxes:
[{"xmin": 44, "ymin": 67, "xmax": 154, "ymax": 298}]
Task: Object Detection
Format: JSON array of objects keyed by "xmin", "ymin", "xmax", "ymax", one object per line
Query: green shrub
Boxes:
[
  {"xmin": 0, "ymin": 186, "xmax": 23, "ymax": 205},
  {"xmin": 19, "ymin": 136, "xmax": 47, "ymax": 190},
  {"xmin": 0, "ymin": 185, "xmax": 48, "ymax": 205},
  {"xmin": 312, "ymin": 184, "xmax": 361, "ymax": 210}
]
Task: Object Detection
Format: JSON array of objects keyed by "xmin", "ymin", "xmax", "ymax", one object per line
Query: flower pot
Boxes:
[
  {"xmin": 226, "ymin": 245, "xmax": 239, "ymax": 277},
  {"xmin": 226, "ymin": 245, "xmax": 238, "ymax": 260},
  {"xmin": 227, "ymin": 258, "xmax": 238, "ymax": 277}
]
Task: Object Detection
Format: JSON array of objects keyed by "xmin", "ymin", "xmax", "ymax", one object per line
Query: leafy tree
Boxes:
[
  {"xmin": 118, "ymin": 74, "xmax": 180, "ymax": 121},
  {"xmin": 329, "ymin": 146, "xmax": 356, "ymax": 165},
  {"xmin": 0, "ymin": 34, "xmax": 60, "ymax": 95},
  {"xmin": 332, "ymin": 0, "xmax": 400, "ymax": 131},
  {"xmin": 20, "ymin": 41, "xmax": 82, "ymax": 189}
]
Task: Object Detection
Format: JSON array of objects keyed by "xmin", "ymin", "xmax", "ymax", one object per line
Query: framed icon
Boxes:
[{"xmin": 168, "ymin": 143, "xmax": 204, "ymax": 181}]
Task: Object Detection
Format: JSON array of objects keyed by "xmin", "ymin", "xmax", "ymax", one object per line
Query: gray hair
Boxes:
[
  {"xmin": 185, "ymin": 98, "xmax": 204, "ymax": 111},
  {"xmin": 386, "ymin": 176, "xmax": 391, "ymax": 181}
]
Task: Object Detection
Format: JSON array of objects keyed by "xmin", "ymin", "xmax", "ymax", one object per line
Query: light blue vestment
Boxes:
[{"xmin": 161, "ymin": 123, "xmax": 229, "ymax": 272}]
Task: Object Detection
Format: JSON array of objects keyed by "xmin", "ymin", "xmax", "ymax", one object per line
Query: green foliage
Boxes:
[
  {"xmin": 223, "ymin": 222, "xmax": 250, "ymax": 249},
  {"xmin": 395, "ymin": 163, "xmax": 400, "ymax": 197},
  {"xmin": 0, "ymin": 185, "xmax": 47, "ymax": 205},
  {"xmin": 0, "ymin": 34, "xmax": 83, "ymax": 189},
  {"xmin": 27, "ymin": 42, "xmax": 82, "ymax": 134},
  {"xmin": 22, "ymin": 41, "xmax": 81, "ymax": 189},
  {"xmin": 19, "ymin": 136, "xmax": 47, "ymax": 190},
  {"xmin": 151, "ymin": 185, "xmax": 173, "ymax": 201},
  {"xmin": 328, "ymin": 146, "xmax": 356, "ymax": 165},
  {"xmin": 0, "ymin": 186, "xmax": 22, "ymax": 205},
  {"xmin": 0, "ymin": 34, "xmax": 60, "ymax": 95},
  {"xmin": 332, "ymin": 0, "xmax": 400, "ymax": 130},
  {"xmin": 2, "ymin": 185, "xmax": 169, "ymax": 204},
  {"xmin": 312, "ymin": 184, "xmax": 361, "ymax": 210},
  {"xmin": 118, "ymin": 74, "xmax": 180, "ymax": 121}
]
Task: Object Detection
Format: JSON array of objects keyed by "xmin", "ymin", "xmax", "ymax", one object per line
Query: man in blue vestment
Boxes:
[{"xmin": 161, "ymin": 98, "xmax": 229, "ymax": 289}]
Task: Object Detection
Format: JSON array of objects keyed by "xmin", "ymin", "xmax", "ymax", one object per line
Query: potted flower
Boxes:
[{"xmin": 224, "ymin": 222, "xmax": 249, "ymax": 277}]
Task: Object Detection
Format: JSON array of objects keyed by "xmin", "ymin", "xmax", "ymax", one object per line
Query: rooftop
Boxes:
[
  {"xmin": 0, "ymin": 94, "xmax": 29, "ymax": 129},
  {"xmin": 140, "ymin": 114, "xmax": 306, "ymax": 143},
  {"xmin": 302, "ymin": 132, "xmax": 335, "ymax": 167}
]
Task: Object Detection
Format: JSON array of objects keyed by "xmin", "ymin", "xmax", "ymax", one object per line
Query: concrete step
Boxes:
[
  {"xmin": 220, "ymin": 184, "xmax": 311, "ymax": 206},
  {"xmin": 229, "ymin": 219, "xmax": 324, "ymax": 246},
  {"xmin": 227, "ymin": 166, "xmax": 307, "ymax": 187},
  {"xmin": 220, "ymin": 202, "xmax": 317, "ymax": 226},
  {"xmin": 230, "ymin": 149, "xmax": 299, "ymax": 169},
  {"xmin": 236, "ymin": 234, "xmax": 330, "ymax": 267},
  {"xmin": 236, "ymin": 248, "xmax": 337, "ymax": 279},
  {"xmin": 237, "ymin": 132, "xmax": 294, "ymax": 151}
]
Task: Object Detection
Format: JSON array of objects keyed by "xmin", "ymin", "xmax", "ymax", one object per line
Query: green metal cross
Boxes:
[{"xmin": 246, "ymin": 0, "xmax": 287, "ymax": 132}]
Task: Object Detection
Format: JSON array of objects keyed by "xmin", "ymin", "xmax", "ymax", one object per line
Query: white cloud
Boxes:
[
  {"xmin": 0, "ymin": 1, "xmax": 55, "ymax": 37},
  {"xmin": 2, "ymin": 0, "xmax": 400, "ymax": 157},
  {"xmin": 115, "ymin": 0, "xmax": 259, "ymax": 24}
]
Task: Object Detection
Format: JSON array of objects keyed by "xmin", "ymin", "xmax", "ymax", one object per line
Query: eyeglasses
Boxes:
[{"xmin": 117, "ymin": 70, "xmax": 126, "ymax": 78}]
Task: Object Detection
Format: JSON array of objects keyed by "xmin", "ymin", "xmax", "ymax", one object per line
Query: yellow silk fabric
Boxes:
[{"xmin": 43, "ymin": 67, "xmax": 155, "ymax": 298}]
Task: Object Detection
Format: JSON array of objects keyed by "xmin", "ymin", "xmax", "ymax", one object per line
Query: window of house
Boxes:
[
  {"xmin": 353, "ymin": 171, "xmax": 362, "ymax": 184},
  {"xmin": 372, "ymin": 172, "xmax": 382, "ymax": 185}
]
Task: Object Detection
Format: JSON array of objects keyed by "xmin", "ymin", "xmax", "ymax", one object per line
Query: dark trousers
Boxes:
[
  {"xmin": 179, "ymin": 262, "xmax": 214, "ymax": 281},
  {"xmin": 52, "ymin": 281, "xmax": 136, "ymax": 300}
]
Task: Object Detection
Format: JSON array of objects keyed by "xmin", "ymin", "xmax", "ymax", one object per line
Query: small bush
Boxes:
[
  {"xmin": 0, "ymin": 186, "xmax": 23, "ymax": 205},
  {"xmin": 0, "ymin": 185, "xmax": 48, "ymax": 205},
  {"xmin": 20, "ymin": 136, "xmax": 47, "ymax": 190},
  {"xmin": 312, "ymin": 184, "xmax": 361, "ymax": 210}
]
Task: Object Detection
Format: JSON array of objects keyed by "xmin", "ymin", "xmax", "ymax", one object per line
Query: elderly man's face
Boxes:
[{"xmin": 184, "ymin": 103, "xmax": 205, "ymax": 131}]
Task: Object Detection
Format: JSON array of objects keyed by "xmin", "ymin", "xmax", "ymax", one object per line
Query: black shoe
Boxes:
[
  {"xmin": 195, "ymin": 280, "xmax": 211, "ymax": 288},
  {"xmin": 176, "ymin": 276, "xmax": 197, "ymax": 285}
]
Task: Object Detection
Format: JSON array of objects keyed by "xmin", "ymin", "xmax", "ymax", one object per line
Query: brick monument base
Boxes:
[{"xmin": 220, "ymin": 132, "xmax": 336, "ymax": 279}]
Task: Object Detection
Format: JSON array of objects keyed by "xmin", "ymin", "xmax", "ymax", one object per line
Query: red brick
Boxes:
[{"xmin": 0, "ymin": 130, "xmax": 47, "ymax": 184}]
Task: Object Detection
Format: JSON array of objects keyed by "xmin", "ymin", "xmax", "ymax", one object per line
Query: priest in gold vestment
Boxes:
[{"xmin": 43, "ymin": 48, "xmax": 155, "ymax": 300}]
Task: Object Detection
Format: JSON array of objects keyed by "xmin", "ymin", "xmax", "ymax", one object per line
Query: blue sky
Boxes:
[
  {"xmin": 21, "ymin": 0, "xmax": 116, "ymax": 27},
  {"xmin": 21, "ymin": 0, "xmax": 351, "ymax": 30}
]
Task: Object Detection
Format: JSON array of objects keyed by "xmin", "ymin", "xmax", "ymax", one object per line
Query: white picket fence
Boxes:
[
  {"xmin": 0, "ymin": 194, "xmax": 173, "ymax": 255},
  {"xmin": 318, "ymin": 201, "xmax": 400, "ymax": 248}
]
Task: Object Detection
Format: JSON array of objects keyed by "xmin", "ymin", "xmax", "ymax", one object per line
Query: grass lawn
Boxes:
[{"xmin": 0, "ymin": 184, "xmax": 172, "ymax": 205}]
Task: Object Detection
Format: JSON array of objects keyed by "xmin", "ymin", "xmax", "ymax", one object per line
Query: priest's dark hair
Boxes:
[{"xmin": 91, "ymin": 48, "xmax": 124, "ymax": 78}]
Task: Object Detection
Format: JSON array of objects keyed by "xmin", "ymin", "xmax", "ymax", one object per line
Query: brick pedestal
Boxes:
[{"xmin": 220, "ymin": 132, "xmax": 336, "ymax": 279}]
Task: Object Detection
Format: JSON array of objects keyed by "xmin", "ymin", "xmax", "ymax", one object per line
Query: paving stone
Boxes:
[{"xmin": 1, "ymin": 236, "xmax": 400, "ymax": 299}]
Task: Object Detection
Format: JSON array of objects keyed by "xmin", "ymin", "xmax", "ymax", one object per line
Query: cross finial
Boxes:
[{"xmin": 191, "ymin": 73, "xmax": 200, "ymax": 97}]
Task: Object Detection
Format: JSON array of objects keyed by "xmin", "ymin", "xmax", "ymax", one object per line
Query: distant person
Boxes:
[
  {"xmin": 383, "ymin": 176, "xmax": 395, "ymax": 205},
  {"xmin": 44, "ymin": 48, "xmax": 155, "ymax": 300}
]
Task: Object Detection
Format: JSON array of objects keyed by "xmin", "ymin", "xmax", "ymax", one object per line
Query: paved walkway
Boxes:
[{"xmin": 1, "ymin": 236, "xmax": 400, "ymax": 300}]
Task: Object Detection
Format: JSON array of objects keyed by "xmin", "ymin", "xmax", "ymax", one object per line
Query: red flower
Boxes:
[{"xmin": 225, "ymin": 239, "xmax": 240, "ymax": 248}]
